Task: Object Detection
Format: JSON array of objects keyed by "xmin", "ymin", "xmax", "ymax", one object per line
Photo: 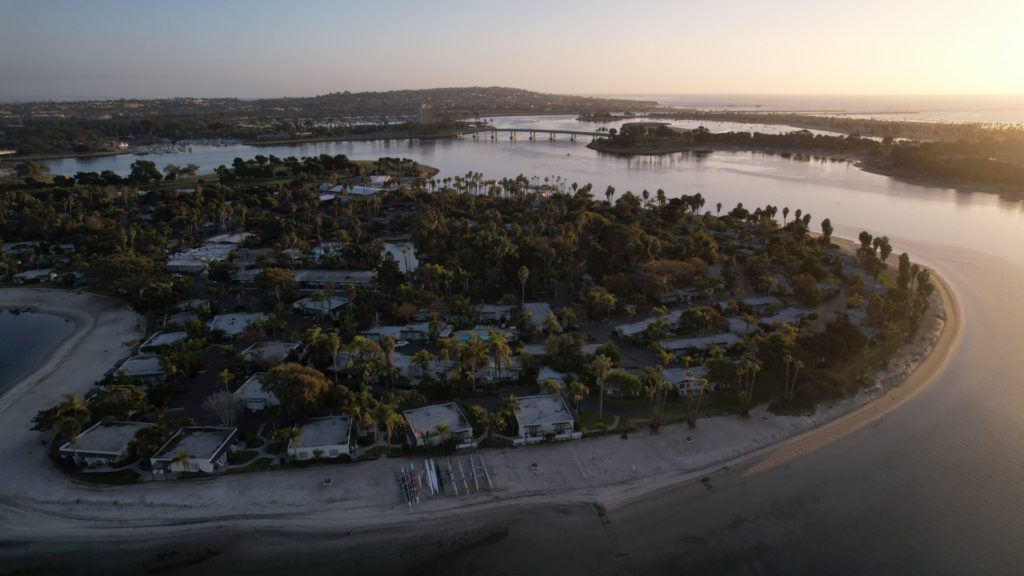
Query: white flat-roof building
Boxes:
[
  {"xmin": 662, "ymin": 366, "xmax": 711, "ymax": 396},
  {"xmin": 615, "ymin": 309, "xmax": 684, "ymax": 338},
  {"xmin": 59, "ymin": 421, "xmax": 153, "ymax": 468},
  {"xmin": 118, "ymin": 355, "xmax": 166, "ymax": 385},
  {"xmin": 478, "ymin": 304, "xmax": 514, "ymax": 323},
  {"xmin": 522, "ymin": 302, "xmax": 559, "ymax": 332},
  {"xmin": 139, "ymin": 331, "xmax": 187, "ymax": 352},
  {"xmin": 292, "ymin": 269, "xmax": 375, "ymax": 290},
  {"xmin": 762, "ymin": 307, "xmax": 810, "ymax": 326},
  {"xmin": 287, "ymin": 415, "xmax": 353, "ymax": 460},
  {"xmin": 382, "ymin": 241, "xmax": 419, "ymax": 273},
  {"xmin": 513, "ymin": 395, "xmax": 579, "ymax": 445},
  {"xmin": 234, "ymin": 373, "xmax": 279, "ymax": 411},
  {"xmin": 660, "ymin": 333, "xmax": 740, "ymax": 353},
  {"xmin": 151, "ymin": 426, "xmax": 237, "ymax": 474},
  {"xmin": 208, "ymin": 312, "xmax": 264, "ymax": 338},
  {"xmin": 12, "ymin": 269, "xmax": 56, "ymax": 284},
  {"xmin": 537, "ymin": 367, "xmax": 575, "ymax": 391},
  {"xmin": 164, "ymin": 310, "xmax": 198, "ymax": 328},
  {"xmin": 404, "ymin": 403, "xmax": 474, "ymax": 450},
  {"xmin": 292, "ymin": 295, "xmax": 349, "ymax": 320},
  {"xmin": 392, "ymin": 352, "xmax": 452, "ymax": 382},
  {"xmin": 241, "ymin": 341, "xmax": 301, "ymax": 366}
]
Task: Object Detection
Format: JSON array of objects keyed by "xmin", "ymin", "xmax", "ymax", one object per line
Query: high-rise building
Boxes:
[{"xmin": 418, "ymin": 103, "xmax": 434, "ymax": 124}]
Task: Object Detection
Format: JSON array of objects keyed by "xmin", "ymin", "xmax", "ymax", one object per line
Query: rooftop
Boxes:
[
  {"xmin": 294, "ymin": 415, "xmax": 352, "ymax": 448},
  {"xmin": 404, "ymin": 403, "xmax": 471, "ymax": 438},
  {"xmin": 59, "ymin": 421, "xmax": 152, "ymax": 456},
  {"xmin": 140, "ymin": 331, "xmax": 187, "ymax": 350},
  {"xmin": 234, "ymin": 373, "xmax": 278, "ymax": 404},
  {"xmin": 120, "ymin": 355, "xmax": 164, "ymax": 377},
  {"xmin": 660, "ymin": 333, "xmax": 740, "ymax": 352},
  {"xmin": 208, "ymin": 312, "xmax": 264, "ymax": 337},
  {"xmin": 514, "ymin": 395, "xmax": 575, "ymax": 429},
  {"xmin": 153, "ymin": 426, "xmax": 237, "ymax": 462},
  {"xmin": 242, "ymin": 341, "xmax": 300, "ymax": 363}
]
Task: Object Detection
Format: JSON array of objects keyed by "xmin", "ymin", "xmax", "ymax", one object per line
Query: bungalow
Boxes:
[
  {"xmin": 382, "ymin": 241, "xmax": 419, "ymax": 273},
  {"xmin": 762, "ymin": 307, "xmax": 811, "ymax": 326},
  {"xmin": 537, "ymin": 367, "xmax": 575, "ymax": 391},
  {"xmin": 404, "ymin": 403, "xmax": 474, "ymax": 449},
  {"xmin": 241, "ymin": 341, "xmax": 302, "ymax": 367},
  {"xmin": 453, "ymin": 326, "xmax": 517, "ymax": 343},
  {"xmin": 740, "ymin": 296, "xmax": 782, "ymax": 316},
  {"xmin": 208, "ymin": 312, "xmax": 264, "ymax": 339},
  {"xmin": 118, "ymin": 355, "xmax": 166, "ymax": 385},
  {"xmin": 369, "ymin": 175, "xmax": 391, "ymax": 187},
  {"xmin": 150, "ymin": 426, "xmax": 237, "ymax": 474},
  {"xmin": 662, "ymin": 366, "xmax": 712, "ymax": 396},
  {"xmin": 522, "ymin": 302, "xmax": 559, "ymax": 333},
  {"xmin": 348, "ymin": 185, "xmax": 384, "ymax": 196},
  {"xmin": 512, "ymin": 395, "xmax": 579, "ymax": 445},
  {"xmin": 615, "ymin": 309, "xmax": 684, "ymax": 338},
  {"xmin": 292, "ymin": 269, "xmax": 375, "ymax": 290},
  {"xmin": 477, "ymin": 304, "xmax": 515, "ymax": 324},
  {"xmin": 392, "ymin": 352, "xmax": 452, "ymax": 382},
  {"xmin": 402, "ymin": 321, "xmax": 452, "ymax": 341},
  {"xmin": 659, "ymin": 287, "xmax": 700, "ymax": 306},
  {"xmin": 58, "ymin": 421, "xmax": 152, "ymax": 468},
  {"xmin": 660, "ymin": 333, "xmax": 740, "ymax": 353},
  {"xmin": 292, "ymin": 294, "xmax": 349, "ymax": 320},
  {"xmin": 359, "ymin": 325, "xmax": 406, "ymax": 343},
  {"xmin": 453, "ymin": 356, "xmax": 523, "ymax": 384},
  {"xmin": 163, "ymin": 310, "xmax": 198, "ymax": 328},
  {"xmin": 234, "ymin": 373, "xmax": 279, "ymax": 411},
  {"xmin": 139, "ymin": 331, "xmax": 187, "ymax": 352},
  {"xmin": 287, "ymin": 415, "xmax": 353, "ymax": 460},
  {"xmin": 12, "ymin": 269, "xmax": 56, "ymax": 284}
]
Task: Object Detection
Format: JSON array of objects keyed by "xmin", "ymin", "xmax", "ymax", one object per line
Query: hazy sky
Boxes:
[{"xmin": 1, "ymin": 0, "xmax": 1021, "ymax": 100}]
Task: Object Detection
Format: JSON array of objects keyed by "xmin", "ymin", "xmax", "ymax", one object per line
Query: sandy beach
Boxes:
[{"xmin": 0, "ymin": 265, "xmax": 959, "ymax": 574}]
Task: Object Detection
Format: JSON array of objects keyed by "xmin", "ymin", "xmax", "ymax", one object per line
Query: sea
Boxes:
[{"xmin": 0, "ymin": 310, "xmax": 76, "ymax": 395}]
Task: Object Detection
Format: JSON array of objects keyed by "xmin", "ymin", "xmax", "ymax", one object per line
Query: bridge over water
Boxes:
[{"xmin": 462, "ymin": 127, "xmax": 608, "ymax": 142}]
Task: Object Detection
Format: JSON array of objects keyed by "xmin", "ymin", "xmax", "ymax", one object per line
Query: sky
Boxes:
[{"xmin": 1, "ymin": 0, "xmax": 1022, "ymax": 101}]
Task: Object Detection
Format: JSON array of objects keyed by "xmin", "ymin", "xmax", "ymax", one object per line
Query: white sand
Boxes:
[{"xmin": 0, "ymin": 265, "xmax": 958, "ymax": 549}]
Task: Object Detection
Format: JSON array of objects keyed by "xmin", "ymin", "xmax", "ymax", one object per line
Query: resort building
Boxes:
[
  {"xmin": 208, "ymin": 312, "xmax": 264, "ymax": 339},
  {"xmin": 659, "ymin": 333, "xmax": 740, "ymax": 353},
  {"xmin": 287, "ymin": 415, "xmax": 353, "ymax": 461},
  {"xmin": 139, "ymin": 331, "xmax": 187, "ymax": 352},
  {"xmin": 58, "ymin": 421, "xmax": 153, "ymax": 468},
  {"xmin": 537, "ymin": 367, "xmax": 575, "ymax": 391},
  {"xmin": 234, "ymin": 373, "xmax": 279, "ymax": 411},
  {"xmin": 150, "ymin": 426, "xmax": 237, "ymax": 474},
  {"xmin": 615, "ymin": 309, "xmax": 684, "ymax": 338},
  {"xmin": 292, "ymin": 294, "xmax": 349, "ymax": 320},
  {"xmin": 241, "ymin": 341, "xmax": 301, "ymax": 367},
  {"xmin": 117, "ymin": 355, "xmax": 166, "ymax": 385},
  {"xmin": 512, "ymin": 395, "xmax": 580, "ymax": 445},
  {"xmin": 12, "ymin": 269, "xmax": 57, "ymax": 284},
  {"xmin": 404, "ymin": 403, "xmax": 474, "ymax": 450}
]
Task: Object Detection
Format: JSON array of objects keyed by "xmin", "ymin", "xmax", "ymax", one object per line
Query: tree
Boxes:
[
  {"xmin": 458, "ymin": 335, "xmax": 489, "ymax": 391},
  {"xmin": 263, "ymin": 363, "xmax": 332, "ymax": 418},
  {"xmin": 518, "ymin": 265, "xmax": 530, "ymax": 305},
  {"xmin": 590, "ymin": 354, "xmax": 613, "ymax": 420},
  {"xmin": 381, "ymin": 335, "xmax": 397, "ymax": 390},
  {"xmin": 542, "ymin": 379, "xmax": 562, "ymax": 395},
  {"xmin": 641, "ymin": 366, "xmax": 670, "ymax": 430},
  {"xmin": 129, "ymin": 424, "xmax": 170, "ymax": 461},
  {"xmin": 89, "ymin": 384, "xmax": 147, "ymax": 420},
  {"xmin": 820, "ymin": 218, "xmax": 833, "ymax": 243},
  {"xmin": 412, "ymin": 349, "xmax": 434, "ymax": 382},
  {"xmin": 256, "ymin": 268, "xmax": 298, "ymax": 304},
  {"xmin": 53, "ymin": 392, "xmax": 90, "ymax": 448},
  {"xmin": 128, "ymin": 159, "xmax": 163, "ymax": 185},
  {"xmin": 567, "ymin": 380, "xmax": 590, "ymax": 412},
  {"xmin": 487, "ymin": 330, "xmax": 512, "ymax": 381},
  {"xmin": 15, "ymin": 160, "xmax": 48, "ymax": 179},
  {"xmin": 203, "ymin": 390, "xmax": 243, "ymax": 427}
]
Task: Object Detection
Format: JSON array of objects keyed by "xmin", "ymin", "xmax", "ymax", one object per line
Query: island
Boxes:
[{"xmin": 0, "ymin": 156, "xmax": 954, "ymax": 573}]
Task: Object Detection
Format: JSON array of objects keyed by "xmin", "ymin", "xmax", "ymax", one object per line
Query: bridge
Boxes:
[{"xmin": 461, "ymin": 127, "xmax": 608, "ymax": 142}]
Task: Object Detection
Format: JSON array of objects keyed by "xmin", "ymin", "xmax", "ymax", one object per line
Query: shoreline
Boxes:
[{"xmin": 0, "ymin": 244, "xmax": 958, "ymax": 553}]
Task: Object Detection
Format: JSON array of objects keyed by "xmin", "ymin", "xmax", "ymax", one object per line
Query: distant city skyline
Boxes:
[{"xmin": 1, "ymin": 0, "xmax": 1022, "ymax": 101}]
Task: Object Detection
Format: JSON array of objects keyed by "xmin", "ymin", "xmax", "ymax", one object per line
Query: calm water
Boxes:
[
  {"xmin": 0, "ymin": 310, "xmax": 76, "ymax": 394},
  {"xmin": 32, "ymin": 114, "xmax": 1024, "ymax": 574}
]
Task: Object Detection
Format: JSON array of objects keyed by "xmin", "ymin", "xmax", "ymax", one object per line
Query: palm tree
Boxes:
[
  {"xmin": 170, "ymin": 449, "xmax": 192, "ymax": 472},
  {"xmin": 434, "ymin": 421, "xmax": 451, "ymax": 451},
  {"xmin": 412, "ymin": 349, "xmax": 433, "ymax": 382},
  {"xmin": 459, "ymin": 335, "xmax": 488, "ymax": 391},
  {"xmin": 567, "ymin": 380, "xmax": 590, "ymax": 412},
  {"xmin": 381, "ymin": 335, "xmax": 397, "ymax": 391},
  {"xmin": 517, "ymin": 265, "xmax": 529, "ymax": 306},
  {"xmin": 487, "ymin": 330, "xmax": 512, "ymax": 382},
  {"xmin": 590, "ymin": 354, "xmax": 613, "ymax": 421}
]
